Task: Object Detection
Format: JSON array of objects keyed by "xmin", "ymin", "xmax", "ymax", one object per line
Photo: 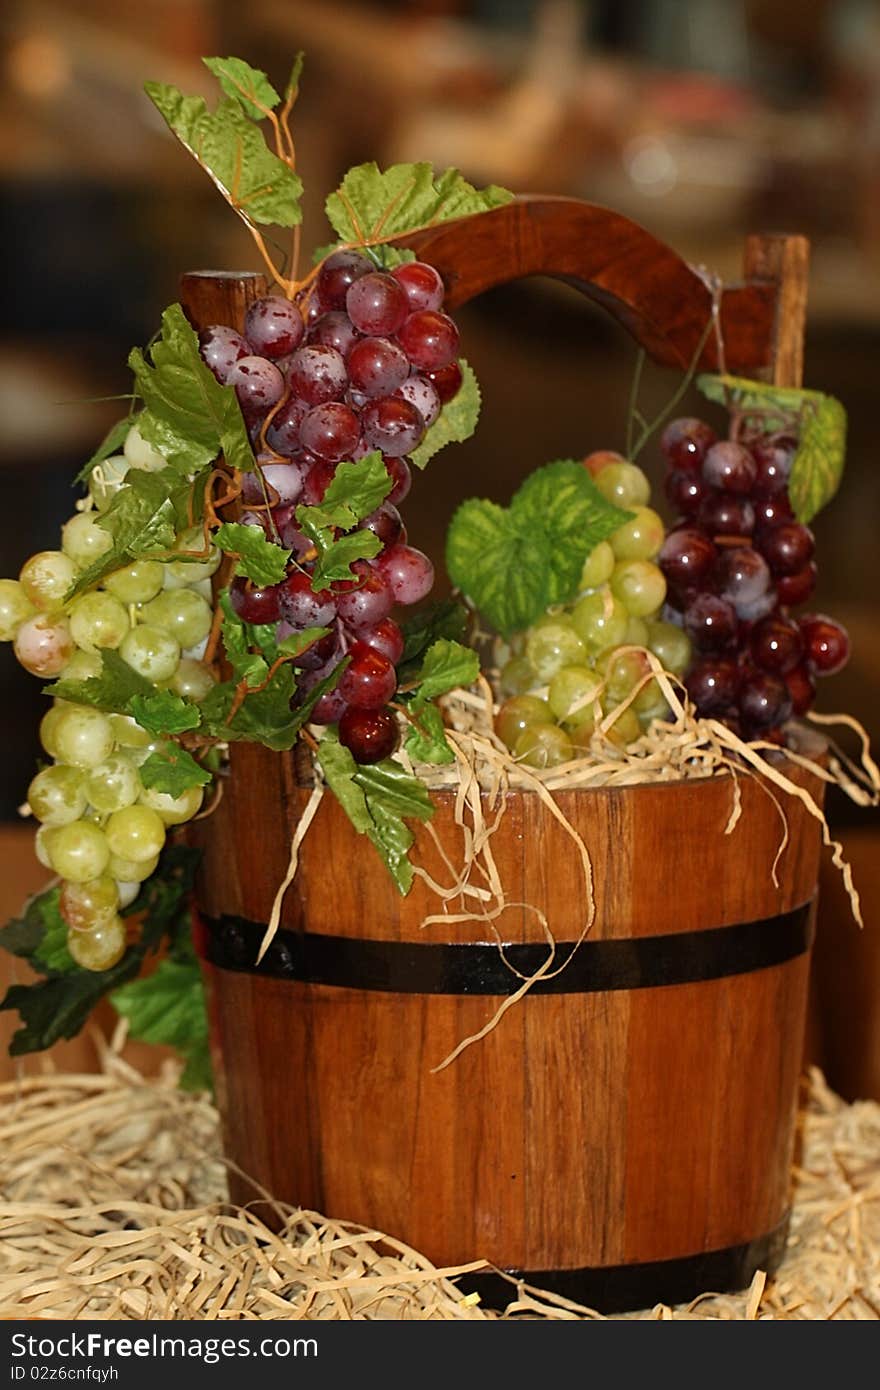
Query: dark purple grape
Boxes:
[
  {"xmin": 346, "ymin": 273, "xmax": 409, "ymax": 335},
  {"xmin": 697, "ymin": 492, "xmax": 755, "ymax": 537},
  {"xmin": 241, "ymin": 459, "xmax": 305, "ymax": 506},
  {"xmin": 683, "ymin": 593, "xmax": 738, "ymax": 652},
  {"xmin": 315, "ymin": 249, "xmax": 373, "ymax": 310},
  {"xmin": 658, "ymin": 528, "xmax": 717, "ymax": 588},
  {"xmin": 199, "ymin": 325, "xmax": 249, "ymax": 383},
  {"xmin": 362, "ymin": 398, "xmax": 425, "ymax": 456},
  {"xmin": 392, "ymin": 261, "xmax": 445, "ymax": 312},
  {"xmin": 374, "ymin": 544, "xmax": 434, "ymax": 605},
  {"xmin": 338, "ymin": 705, "xmax": 399, "ymax": 763},
  {"xmin": 426, "ymin": 361, "xmax": 462, "ymax": 403},
  {"xmin": 799, "ymin": 614, "xmax": 850, "ymax": 675},
  {"xmin": 307, "ymin": 310, "xmax": 360, "ymax": 357},
  {"xmin": 664, "ymin": 469, "xmax": 710, "ymax": 518},
  {"xmin": 384, "ymin": 455, "xmax": 412, "ymax": 506},
  {"xmin": 702, "ymin": 441, "xmax": 757, "ymax": 494},
  {"xmin": 739, "ymin": 672, "xmax": 793, "ymax": 730},
  {"xmin": 286, "ymin": 345, "xmax": 348, "ymax": 406},
  {"xmin": 754, "ymin": 495, "xmax": 794, "ymax": 530},
  {"xmin": 776, "ymin": 561, "xmax": 817, "ymax": 608},
  {"xmin": 715, "ymin": 547, "xmax": 773, "ymax": 618},
  {"xmin": 286, "ymin": 627, "xmax": 338, "ymax": 672},
  {"xmin": 757, "ymin": 522, "xmax": 815, "ymax": 577},
  {"xmin": 685, "ymin": 659, "xmax": 740, "ymax": 715},
  {"xmin": 359, "ymin": 617, "xmax": 404, "ymax": 665},
  {"xmin": 336, "ymin": 571, "xmax": 394, "ymax": 629},
  {"xmin": 309, "ymin": 684, "xmax": 349, "ymax": 725},
  {"xmin": 785, "ymin": 663, "xmax": 816, "ymax": 716},
  {"xmin": 227, "ymin": 356, "xmax": 285, "ymax": 421},
  {"xmin": 244, "ymin": 296, "xmax": 305, "ymax": 359},
  {"xmin": 229, "ymin": 576, "xmax": 281, "ymax": 624},
  {"xmin": 660, "ymin": 417, "xmax": 717, "ymax": 472},
  {"xmin": 300, "ymin": 402, "xmax": 361, "ymax": 462},
  {"xmin": 279, "ymin": 517, "xmax": 315, "ymax": 560},
  {"xmin": 278, "ymin": 571, "xmax": 337, "ymax": 628},
  {"xmin": 397, "ymin": 310, "xmax": 460, "ymax": 371},
  {"xmin": 751, "ymin": 439, "xmax": 794, "ymax": 497},
  {"xmin": 358, "ymin": 502, "xmax": 404, "ymax": 550},
  {"xmin": 750, "ymin": 615, "xmax": 804, "ymax": 675},
  {"xmin": 337, "ymin": 641, "xmax": 397, "ymax": 709},
  {"xmin": 394, "ymin": 374, "xmax": 440, "ymax": 428},
  {"xmin": 300, "ymin": 460, "xmax": 337, "ymax": 506},
  {"xmin": 347, "ymin": 336, "xmax": 409, "ymax": 397},
  {"xmin": 265, "ymin": 397, "xmax": 308, "ymax": 455}
]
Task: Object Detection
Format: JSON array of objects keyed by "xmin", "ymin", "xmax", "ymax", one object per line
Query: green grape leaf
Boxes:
[
  {"xmin": 202, "ymin": 57, "xmax": 280, "ymax": 121},
  {"xmin": 200, "ymin": 657, "xmax": 340, "ymax": 751},
  {"xmin": 446, "ymin": 461, "xmax": 632, "ymax": 638},
  {"xmin": 325, "ymin": 162, "xmax": 512, "ymax": 245},
  {"xmin": 33, "ymin": 894, "xmax": 76, "ymax": 975},
  {"xmin": 297, "ymin": 454, "xmax": 392, "ymax": 532},
  {"xmin": 398, "ymin": 598, "xmax": 468, "ymax": 671},
  {"xmin": 44, "ymin": 649, "xmax": 154, "ymax": 712},
  {"xmin": 315, "ymin": 732, "xmax": 372, "ymax": 833},
  {"xmin": 407, "ymin": 638, "xmax": 479, "ymax": 711},
  {"xmin": 130, "ymin": 691, "xmax": 202, "ymax": 736},
  {"xmin": 312, "ymin": 242, "xmax": 416, "ymax": 270},
  {"xmin": 138, "ymin": 745, "xmax": 212, "ymax": 797},
  {"xmin": 129, "ymin": 303, "xmax": 253, "ymax": 474},
  {"xmin": 306, "ymin": 527, "xmax": 382, "ymax": 589},
  {"xmin": 410, "ymin": 359, "xmax": 480, "ymax": 469},
  {"xmin": 403, "ymin": 701, "xmax": 455, "ymax": 766},
  {"xmin": 74, "ymin": 414, "xmax": 137, "ymax": 485},
  {"xmin": 145, "ymin": 83, "xmax": 303, "ymax": 228},
  {"xmin": 284, "ymin": 51, "xmax": 305, "ymax": 104},
  {"xmin": 111, "ymin": 954, "xmax": 211, "ymax": 1091},
  {"xmin": 277, "ymin": 626, "xmax": 332, "ymax": 661},
  {"xmin": 214, "ymin": 522, "xmax": 290, "ymax": 586}
]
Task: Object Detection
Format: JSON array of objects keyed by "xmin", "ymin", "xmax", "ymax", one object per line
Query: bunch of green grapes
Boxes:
[
  {"xmin": 496, "ymin": 451, "xmax": 691, "ymax": 769},
  {"xmin": 0, "ymin": 424, "xmax": 219, "ymax": 969}
]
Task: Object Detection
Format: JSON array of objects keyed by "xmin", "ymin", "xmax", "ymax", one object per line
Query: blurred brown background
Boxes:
[{"xmin": 1, "ymin": 0, "xmax": 879, "ymax": 1094}]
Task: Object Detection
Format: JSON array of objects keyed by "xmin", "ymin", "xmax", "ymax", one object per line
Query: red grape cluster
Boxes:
[
  {"xmin": 658, "ymin": 417, "xmax": 849, "ymax": 740},
  {"xmin": 198, "ymin": 252, "xmax": 464, "ymax": 763}
]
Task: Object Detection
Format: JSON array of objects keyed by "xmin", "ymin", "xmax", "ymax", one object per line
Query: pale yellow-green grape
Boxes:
[
  {"xmin": 13, "ymin": 614, "xmax": 75, "ymax": 676},
  {"xmin": 597, "ymin": 647, "xmax": 652, "ymax": 704},
  {"xmin": 572, "ymin": 704, "xmax": 641, "ymax": 751},
  {"xmin": 593, "ymin": 461, "xmax": 650, "ymax": 509},
  {"xmin": 495, "ymin": 694, "xmax": 553, "ymax": 751},
  {"xmin": 139, "ymin": 783, "xmax": 204, "ymax": 825},
  {"xmin": 68, "ymin": 592, "xmax": 130, "ymax": 652},
  {"xmin": 162, "ymin": 526, "xmax": 222, "ymax": 586},
  {"xmin": 624, "ymin": 615, "xmax": 649, "ymax": 647},
  {"xmin": 115, "ymin": 880, "xmax": 141, "ymax": 909},
  {"xmin": 610, "ymin": 506, "xmax": 665, "ymax": 562},
  {"xmin": 610, "ymin": 560, "xmax": 667, "ymax": 618},
  {"xmin": 578, "ymin": 539, "xmax": 615, "ymax": 592},
  {"xmin": 168, "ymin": 657, "xmax": 216, "ymax": 702},
  {"xmin": 34, "ymin": 825, "xmax": 57, "ymax": 869},
  {"xmin": 104, "ymin": 559, "xmax": 164, "ymax": 605},
  {"xmin": 89, "ymin": 453, "xmax": 130, "ymax": 511},
  {"xmin": 108, "ymin": 713, "xmax": 152, "ymax": 750},
  {"xmin": 59, "ymin": 875, "xmax": 120, "ymax": 931},
  {"xmin": 39, "ymin": 704, "xmax": 67, "ymax": 758},
  {"xmin": 105, "ymin": 805, "xmax": 166, "ymax": 864},
  {"xmin": 61, "ymin": 512, "xmax": 113, "ymax": 568},
  {"xmin": 513, "ymin": 722, "xmax": 573, "ymax": 769},
  {"xmin": 19, "ymin": 551, "xmax": 76, "ymax": 612},
  {"xmin": 123, "ymin": 422, "xmax": 166, "ymax": 472},
  {"xmin": 633, "ymin": 676, "xmax": 669, "ymax": 723},
  {"xmin": 570, "ymin": 589, "xmax": 629, "ymax": 655},
  {"xmin": 525, "ymin": 614, "xmax": 586, "ymax": 683},
  {"xmin": 119, "ymin": 624, "xmax": 180, "ymax": 682},
  {"xmin": 0, "ymin": 578, "xmax": 36, "ymax": 640},
  {"xmin": 107, "ymin": 851, "xmax": 160, "ymax": 883},
  {"xmin": 67, "ymin": 915, "xmax": 127, "ymax": 971},
  {"xmin": 498, "ymin": 655, "xmax": 538, "ymax": 699},
  {"xmin": 548, "ymin": 665, "xmax": 603, "ymax": 731},
  {"xmin": 142, "ymin": 589, "xmax": 213, "ymax": 649},
  {"xmin": 53, "ymin": 705, "xmax": 115, "ymax": 769},
  {"xmin": 27, "ymin": 765, "xmax": 87, "ymax": 826},
  {"xmin": 60, "ymin": 649, "xmax": 102, "ymax": 681},
  {"xmin": 85, "ymin": 754, "xmax": 141, "ymax": 814},
  {"xmin": 48, "ymin": 820, "xmax": 110, "ymax": 882},
  {"xmin": 645, "ymin": 619, "xmax": 692, "ymax": 678}
]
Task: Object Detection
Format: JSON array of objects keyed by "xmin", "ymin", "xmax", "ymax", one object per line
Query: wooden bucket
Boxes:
[{"xmin": 184, "ymin": 201, "xmax": 821, "ymax": 1311}]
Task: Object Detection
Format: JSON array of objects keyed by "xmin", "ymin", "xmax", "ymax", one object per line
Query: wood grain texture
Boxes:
[{"xmin": 742, "ymin": 235, "xmax": 810, "ymax": 388}]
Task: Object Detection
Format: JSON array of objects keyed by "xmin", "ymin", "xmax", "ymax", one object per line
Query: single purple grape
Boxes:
[
  {"xmin": 307, "ymin": 310, "xmax": 360, "ymax": 357},
  {"xmin": 660, "ymin": 417, "xmax": 717, "ymax": 472},
  {"xmin": 664, "ymin": 469, "xmax": 710, "ymax": 518},
  {"xmin": 362, "ymin": 398, "xmax": 425, "ymax": 456},
  {"xmin": 374, "ymin": 544, "xmax": 434, "ymax": 605},
  {"xmin": 347, "ymin": 336, "xmax": 410, "ymax": 398},
  {"xmin": 338, "ymin": 705, "xmax": 399, "ymax": 763},
  {"xmin": 715, "ymin": 546, "xmax": 773, "ymax": 619},
  {"xmin": 265, "ymin": 397, "xmax": 308, "ymax": 455},
  {"xmin": 336, "ymin": 571, "xmax": 394, "ymax": 629},
  {"xmin": 300, "ymin": 402, "xmax": 361, "ymax": 462},
  {"xmin": 685, "ymin": 659, "xmax": 740, "ymax": 715},
  {"xmin": 316, "ymin": 249, "xmax": 373, "ymax": 310},
  {"xmin": 394, "ymin": 374, "xmax": 441, "ymax": 428},
  {"xmin": 701, "ymin": 441, "xmax": 757, "ymax": 494},
  {"xmin": 392, "ymin": 261, "xmax": 445, "ymax": 312},
  {"xmin": 346, "ymin": 273, "xmax": 409, "ymax": 335},
  {"xmin": 750, "ymin": 615, "xmax": 804, "ymax": 675},
  {"xmin": 397, "ymin": 310, "xmax": 460, "ymax": 370},
  {"xmin": 286, "ymin": 345, "xmax": 348, "ymax": 406},
  {"xmin": 697, "ymin": 492, "xmax": 755, "ymax": 537},
  {"xmin": 278, "ymin": 571, "xmax": 337, "ymax": 628},
  {"xmin": 739, "ymin": 672, "xmax": 793, "ymax": 730},
  {"xmin": 229, "ymin": 576, "xmax": 282, "ymax": 624},
  {"xmin": 757, "ymin": 522, "xmax": 815, "ymax": 577},
  {"xmin": 658, "ymin": 528, "xmax": 717, "ymax": 588},
  {"xmin": 244, "ymin": 296, "xmax": 305, "ymax": 359},
  {"xmin": 227, "ymin": 356, "xmax": 285, "ymax": 421},
  {"xmin": 683, "ymin": 593, "xmax": 738, "ymax": 652},
  {"xmin": 337, "ymin": 641, "xmax": 397, "ymax": 709},
  {"xmin": 199, "ymin": 325, "xmax": 249, "ymax": 383},
  {"xmin": 358, "ymin": 502, "xmax": 404, "ymax": 550},
  {"xmin": 384, "ymin": 455, "xmax": 412, "ymax": 506}
]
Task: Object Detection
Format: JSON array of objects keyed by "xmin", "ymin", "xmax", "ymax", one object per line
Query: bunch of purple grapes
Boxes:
[
  {"xmin": 657, "ymin": 417, "xmax": 850, "ymax": 740},
  {"xmin": 197, "ymin": 251, "xmax": 464, "ymax": 763}
]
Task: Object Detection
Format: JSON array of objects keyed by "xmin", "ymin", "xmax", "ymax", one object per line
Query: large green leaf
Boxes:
[
  {"xmin": 325, "ymin": 162, "xmax": 512, "ymax": 245},
  {"xmin": 214, "ymin": 522, "xmax": 290, "ymax": 587},
  {"xmin": 202, "ymin": 57, "xmax": 280, "ymax": 121},
  {"xmin": 410, "ymin": 359, "xmax": 480, "ymax": 470},
  {"xmin": 112, "ymin": 955, "xmax": 210, "ymax": 1091},
  {"xmin": 67, "ymin": 467, "xmax": 199, "ymax": 598}
]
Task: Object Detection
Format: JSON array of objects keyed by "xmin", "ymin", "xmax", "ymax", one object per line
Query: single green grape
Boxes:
[
  {"xmin": 39, "ymin": 704, "xmax": 67, "ymax": 758},
  {"xmin": 570, "ymin": 589, "xmax": 629, "ymax": 654},
  {"xmin": 597, "ymin": 647, "xmax": 651, "ymax": 703},
  {"xmin": 108, "ymin": 713, "xmax": 152, "ymax": 750},
  {"xmin": 592, "ymin": 704, "xmax": 642, "ymax": 750},
  {"xmin": 498, "ymin": 655, "xmax": 538, "ymax": 699},
  {"xmin": 139, "ymin": 784, "xmax": 204, "ymax": 825},
  {"xmin": 34, "ymin": 824, "xmax": 58, "ymax": 869},
  {"xmin": 168, "ymin": 657, "xmax": 216, "ymax": 702},
  {"xmin": 53, "ymin": 706, "xmax": 115, "ymax": 769},
  {"xmin": 513, "ymin": 722, "xmax": 574, "ymax": 769},
  {"xmin": 105, "ymin": 805, "xmax": 166, "ymax": 864},
  {"xmin": 525, "ymin": 614, "xmax": 586, "ymax": 682},
  {"xmin": 59, "ymin": 874, "xmax": 120, "ymax": 931},
  {"xmin": 119, "ymin": 624, "xmax": 181, "ymax": 682},
  {"xmin": 68, "ymin": 591, "xmax": 130, "ymax": 652},
  {"xmin": 61, "ymin": 512, "xmax": 114, "ymax": 568},
  {"xmin": 61, "ymin": 649, "xmax": 103, "ymax": 681},
  {"xmin": 610, "ymin": 560, "xmax": 667, "ymax": 619},
  {"xmin": 104, "ymin": 559, "xmax": 164, "ymax": 605},
  {"xmin": 123, "ymin": 422, "xmax": 166, "ymax": 473},
  {"xmin": 547, "ymin": 665, "xmax": 603, "ymax": 728},
  {"xmin": 163, "ymin": 526, "xmax": 222, "ymax": 585},
  {"xmin": 610, "ymin": 506, "xmax": 665, "ymax": 562},
  {"xmin": 578, "ymin": 540, "xmax": 615, "ymax": 590},
  {"xmin": 27, "ymin": 765, "xmax": 87, "ymax": 826},
  {"xmin": 495, "ymin": 695, "xmax": 553, "ymax": 750},
  {"xmin": 0, "ymin": 578, "xmax": 36, "ymax": 641},
  {"xmin": 67, "ymin": 916, "xmax": 127, "ymax": 971},
  {"xmin": 115, "ymin": 879, "xmax": 141, "ymax": 909},
  {"xmin": 624, "ymin": 615, "xmax": 649, "ymax": 647},
  {"xmin": 85, "ymin": 754, "xmax": 141, "ymax": 814},
  {"xmin": 633, "ymin": 677, "xmax": 669, "ymax": 722},
  {"xmin": 645, "ymin": 619, "xmax": 692, "ymax": 677},
  {"xmin": 107, "ymin": 851, "xmax": 160, "ymax": 883},
  {"xmin": 594, "ymin": 461, "xmax": 650, "ymax": 509},
  {"xmin": 141, "ymin": 589, "xmax": 213, "ymax": 650},
  {"xmin": 19, "ymin": 551, "xmax": 76, "ymax": 612},
  {"xmin": 48, "ymin": 820, "xmax": 110, "ymax": 883},
  {"xmin": 89, "ymin": 453, "xmax": 130, "ymax": 511},
  {"xmin": 13, "ymin": 615, "xmax": 75, "ymax": 676}
]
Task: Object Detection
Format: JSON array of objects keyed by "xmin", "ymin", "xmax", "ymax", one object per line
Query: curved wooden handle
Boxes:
[{"xmin": 405, "ymin": 197, "xmax": 807, "ymax": 381}]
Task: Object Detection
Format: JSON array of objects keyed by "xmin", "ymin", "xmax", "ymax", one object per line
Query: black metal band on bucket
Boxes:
[
  {"xmin": 198, "ymin": 900, "xmax": 813, "ymax": 995},
  {"xmin": 455, "ymin": 1217, "xmax": 790, "ymax": 1315}
]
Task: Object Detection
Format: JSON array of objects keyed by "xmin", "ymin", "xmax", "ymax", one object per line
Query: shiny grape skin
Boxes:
[
  {"xmin": 346, "ymin": 272, "xmax": 409, "ymax": 335},
  {"xmin": 347, "ymin": 336, "xmax": 410, "ymax": 397},
  {"xmin": 392, "ymin": 261, "xmax": 445, "ymax": 312},
  {"xmin": 229, "ymin": 576, "xmax": 282, "ymax": 624},
  {"xmin": 300, "ymin": 402, "xmax": 361, "ymax": 462},
  {"xmin": 397, "ymin": 310, "xmax": 460, "ymax": 371},
  {"xmin": 336, "ymin": 572, "xmax": 394, "ymax": 629},
  {"xmin": 660, "ymin": 417, "xmax": 717, "ymax": 471},
  {"xmin": 775, "ymin": 561, "xmax": 817, "ymax": 607},
  {"xmin": 244, "ymin": 296, "xmax": 305, "ymax": 359},
  {"xmin": 739, "ymin": 672, "xmax": 793, "ymax": 730},
  {"xmin": 702, "ymin": 441, "xmax": 758, "ymax": 494},
  {"xmin": 307, "ymin": 310, "xmax": 360, "ymax": 357},
  {"xmin": 426, "ymin": 361, "xmax": 463, "ymax": 403},
  {"xmin": 337, "ymin": 641, "xmax": 397, "ymax": 709},
  {"xmin": 749, "ymin": 615, "xmax": 805, "ymax": 675},
  {"xmin": 658, "ymin": 527, "xmax": 717, "ymax": 588},
  {"xmin": 358, "ymin": 616, "xmax": 404, "ymax": 664},
  {"xmin": 784, "ymin": 662, "xmax": 816, "ymax": 715},
  {"xmin": 199, "ymin": 325, "xmax": 249, "ymax": 383},
  {"xmin": 683, "ymin": 593, "xmax": 738, "ymax": 652},
  {"xmin": 278, "ymin": 571, "xmax": 337, "ymax": 628},
  {"xmin": 753, "ymin": 494, "xmax": 794, "ymax": 530},
  {"xmin": 315, "ymin": 249, "xmax": 373, "ymax": 309},
  {"xmin": 395, "ymin": 374, "xmax": 441, "ymax": 428},
  {"xmin": 757, "ymin": 522, "xmax": 815, "ymax": 577},
  {"xmin": 227, "ymin": 356, "xmax": 286, "ymax": 420},
  {"xmin": 384, "ymin": 455, "xmax": 412, "ymax": 506},
  {"xmin": 338, "ymin": 706, "xmax": 399, "ymax": 763},
  {"xmin": 358, "ymin": 502, "xmax": 404, "ymax": 549},
  {"xmin": 799, "ymin": 613, "xmax": 850, "ymax": 675},
  {"xmin": 300, "ymin": 459, "xmax": 337, "ymax": 505},
  {"xmin": 685, "ymin": 659, "xmax": 740, "ymax": 715},
  {"xmin": 286, "ymin": 345, "xmax": 349, "ymax": 405},
  {"xmin": 362, "ymin": 398, "xmax": 425, "ymax": 456},
  {"xmin": 265, "ymin": 398, "xmax": 308, "ymax": 455},
  {"xmin": 697, "ymin": 491, "xmax": 756, "ymax": 537},
  {"xmin": 374, "ymin": 544, "xmax": 434, "ymax": 604},
  {"xmin": 751, "ymin": 439, "xmax": 794, "ymax": 497},
  {"xmin": 664, "ymin": 469, "xmax": 710, "ymax": 519},
  {"xmin": 715, "ymin": 546, "xmax": 773, "ymax": 617}
]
